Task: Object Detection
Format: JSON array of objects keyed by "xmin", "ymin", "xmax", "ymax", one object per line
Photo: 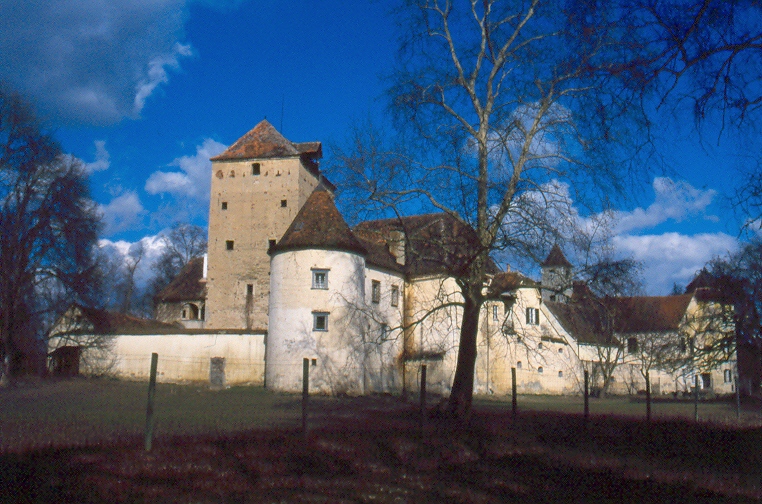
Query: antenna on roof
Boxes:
[{"xmin": 280, "ymin": 94, "xmax": 285, "ymax": 133}]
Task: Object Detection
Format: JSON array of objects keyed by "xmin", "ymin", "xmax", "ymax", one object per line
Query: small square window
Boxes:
[
  {"xmin": 558, "ymin": 370, "xmax": 563, "ymax": 378},
  {"xmin": 558, "ymin": 347, "xmax": 563, "ymax": 354},
  {"xmin": 391, "ymin": 285, "xmax": 399, "ymax": 307},
  {"xmin": 247, "ymin": 284, "xmax": 253, "ymax": 296},
  {"xmin": 516, "ymin": 361, "xmax": 522, "ymax": 369},
  {"xmin": 221, "ymin": 201, "xmax": 228, "ymax": 210},
  {"xmin": 268, "ymin": 239, "xmax": 276, "ymax": 250},
  {"xmin": 313, "ymin": 312, "xmax": 329, "ymax": 331},
  {"xmin": 281, "ymin": 199, "xmax": 287, "ymax": 207},
  {"xmin": 311, "ymin": 358, "xmax": 317, "ymax": 367},
  {"xmin": 371, "ymin": 280, "xmax": 381, "ymax": 303},
  {"xmin": 252, "ymin": 163, "xmax": 261, "ymax": 175},
  {"xmin": 538, "ymin": 342, "xmax": 543, "ymax": 350},
  {"xmin": 312, "ymin": 269, "xmax": 328, "ymax": 289},
  {"xmin": 226, "ymin": 240, "xmax": 234, "ymax": 250},
  {"xmin": 538, "ymin": 366, "xmax": 544, "ymax": 374}
]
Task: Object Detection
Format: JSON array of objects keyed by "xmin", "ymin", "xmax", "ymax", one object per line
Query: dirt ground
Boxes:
[{"xmin": 2, "ymin": 390, "xmax": 762, "ymax": 503}]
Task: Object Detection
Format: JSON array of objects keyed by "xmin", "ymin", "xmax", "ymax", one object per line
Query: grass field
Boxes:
[{"xmin": 2, "ymin": 379, "xmax": 762, "ymax": 502}]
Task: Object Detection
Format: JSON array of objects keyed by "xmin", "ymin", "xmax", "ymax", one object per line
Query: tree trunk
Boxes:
[{"xmin": 448, "ymin": 286, "xmax": 482, "ymax": 417}]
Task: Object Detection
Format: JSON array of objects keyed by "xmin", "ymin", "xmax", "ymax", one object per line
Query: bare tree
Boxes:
[
  {"xmin": 0, "ymin": 88, "xmax": 100, "ymax": 380},
  {"xmin": 331, "ymin": 0, "xmax": 651, "ymax": 415},
  {"xmin": 149, "ymin": 222, "xmax": 207, "ymax": 300}
]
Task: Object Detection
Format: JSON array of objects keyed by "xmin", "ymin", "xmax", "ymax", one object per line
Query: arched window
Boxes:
[{"xmin": 182, "ymin": 303, "xmax": 200, "ymax": 320}]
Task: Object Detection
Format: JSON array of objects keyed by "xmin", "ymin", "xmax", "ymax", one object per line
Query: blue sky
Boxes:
[{"xmin": 0, "ymin": 0, "xmax": 750, "ymax": 295}]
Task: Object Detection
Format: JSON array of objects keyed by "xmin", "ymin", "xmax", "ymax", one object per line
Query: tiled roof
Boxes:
[
  {"xmin": 487, "ymin": 271, "xmax": 538, "ymax": 298},
  {"xmin": 70, "ymin": 305, "xmax": 183, "ymax": 335},
  {"xmin": 354, "ymin": 213, "xmax": 499, "ymax": 277},
  {"xmin": 271, "ymin": 186, "xmax": 367, "ymax": 255},
  {"xmin": 545, "ymin": 300, "xmax": 620, "ymax": 346},
  {"xmin": 603, "ymin": 294, "xmax": 693, "ymax": 333},
  {"xmin": 541, "ymin": 244, "xmax": 573, "ymax": 268},
  {"xmin": 211, "ymin": 120, "xmax": 322, "ymax": 161},
  {"xmin": 155, "ymin": 257, "xmax": 206, "ymax": 303}
]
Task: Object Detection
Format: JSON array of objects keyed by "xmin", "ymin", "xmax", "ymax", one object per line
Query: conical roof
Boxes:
[
  {"xmin": 541, "ymin": 244, "xmax": 572, "ymax": 268},
  {"xmin": 270, "ymin": 186, "xmax": 367, "ymax": 255},
  {"xmin": 211, "ymin": 119, "xmax": 321, "ymax": 161}
]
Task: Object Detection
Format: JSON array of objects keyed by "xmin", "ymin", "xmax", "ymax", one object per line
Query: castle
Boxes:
[{"xmin": 49, "ymin": 121, "xmax": 738, "ymax": 396}]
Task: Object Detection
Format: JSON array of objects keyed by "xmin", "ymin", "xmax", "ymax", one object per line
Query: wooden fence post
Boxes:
[
  {"xmin": 511, "ymin": 367, "xmax": 517, "ymax": 420},
  {"xmin": 420, "ymin": 364, "xmax": 427, "ymax": 430},
  {"xmin": 584, "ymin": 369, "xmax": 590, "ymax": 422},
  {"xmin": 735, "ymin": 375, "xmax": 741, "ymax": 421},
  {"xmin": 144, "ymin": 352, "xmax": 158, "ymax": 452},
  {"xmin": 302, "ymin": 358, "xmax": 309, "ymax": 437},
  {"xmin": 694, "ymin": 374, "xmax": 699, "ymax": 422}
]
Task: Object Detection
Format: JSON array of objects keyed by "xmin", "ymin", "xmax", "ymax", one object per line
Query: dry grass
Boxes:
[{"xmin": 2, "ymin": 379, "xmax": 762, "ymax": 502}]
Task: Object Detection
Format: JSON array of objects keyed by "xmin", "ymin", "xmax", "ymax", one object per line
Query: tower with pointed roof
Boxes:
[
  {"xmin": 541, "ymin": 244, "xmax": 574, "ymax": 303},
  {"xmin": 205, "ymin": 120, "xmax": 332, "ymax": 329}
]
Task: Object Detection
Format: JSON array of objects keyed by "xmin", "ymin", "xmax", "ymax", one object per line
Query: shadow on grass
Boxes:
[{"xmin": 1, "ymin": 398, "xmax": 761, "ymax": 503}]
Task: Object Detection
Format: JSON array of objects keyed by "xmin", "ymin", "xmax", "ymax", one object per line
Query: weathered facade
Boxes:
[
  {"xmin": 205, "ymin": 121, "xmax": 329, "ymax": 330},
  {"xmin": 49, "ymin": 121, "xmax": 738, "ymax": 397}
]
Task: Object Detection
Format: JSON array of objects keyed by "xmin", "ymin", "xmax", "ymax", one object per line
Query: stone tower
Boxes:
[
  {"xmin": 205, "ymin": 120, "xmax": 330, "ymax": 330},
  {"xmin": 541, "ymin": 244, "xmax": 573, "ymax": 303}
]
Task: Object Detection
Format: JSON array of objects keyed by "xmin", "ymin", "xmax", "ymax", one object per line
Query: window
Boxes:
[
  {"xmin": 380, "ymin": 324, "xmax": 388, "ymax": 339},
  {"xmin": 538, "ymin": 366, "xmax": 544, "ymax": 374},
  {"xmin": 313, "ymin": 312, "xmax": 329, "ymax": 331},
  {"xmin": 268, "ymin": 239, "xmax": 276, "ymax": 250},
  {"xmin": 221, "ymin": 201, "xmax": 228, "ymax": 210},
  {"xmin": 312, "ymin": 269, "xmax": 328, "ymax": 289},
  {"xmin": 371, "ymin": 280, "xmax": 381, "ymax": 303},
  {"xmin": 311, "ymin": 358, "xmax": 317, "ymax": 367},
  {"xmin": 702, "ymin": 373, "xmax": 711, "ymax": 389},
  {"xmin": 627, "ymin": 337, "xmax": 638, "ymax": 353},
  {"xmin": 226, "ymin": 240, "xmax": 234, "ymax": 250},
  {"xmin": 391, "ymin": 285, "xmax": 399, "ymax": 307},
  {"xmin": 525, "ymin": 307, "xmax": 539, "ymax": 325},
  {"xmin": 724, "ymin": 369, "xmax": 732, "ymax": 383},
  {"xmin": 229, "ymin": 170, "xmax": 235, "ymax": 178},
  {"xmin": 246, "ymin": 284, "xmax": 253, "ymax": 296},
  {"xmin": 538, "ymin": 342, "xmax": 543, "ymax": 350},
  {"xmin": 558, "ymin": 371, "xmax": 563, "ymax": 378},
  {"xmin": 281, "ymin": 199, "xmax": 287, "ymax": 208},
  {"xmin": 252, "ymin": 163, "xmax": 261, "ymax": 175},
  {"xmin": 516, "ymin": 361, "xmax": 522, "ymax": 369},
  {"xmin": 558, "ymin": 348, "xmax": 563, "ymax": 354},
  {"xmin": 492, "ymin": 305, "xmax": 499, "ymax": 322}
]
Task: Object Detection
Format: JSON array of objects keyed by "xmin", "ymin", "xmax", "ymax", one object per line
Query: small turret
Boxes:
[{"xmin": 541, "ymin": 244, "xmax": 573, "ymax": 303}]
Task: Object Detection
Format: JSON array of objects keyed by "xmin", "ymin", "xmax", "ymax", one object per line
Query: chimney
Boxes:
[{"xmin": 388, "ymin": 230, "xmax": 406, "ymax": 266}]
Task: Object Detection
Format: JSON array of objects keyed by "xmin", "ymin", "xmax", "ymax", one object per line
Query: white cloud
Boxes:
[
  {"xmin": 84, "ymin": 140, "xmax": 110, "ymax": 172},
  {"xmin": 99, "ymin": 191, "xmax": 147, "ymax": 236},
  {"xmin": 145, "ymin": 138, "xmax": 227, "ymax": 200},
  {"xmin": 499, "ymin": 177, "xmax": 738, "ymax": 294},
  {"xmin": 134, "ymin": 43, "xmax": 193, "ymax": 114},
  {"xmin": 0, "ymin": 0, "xmax": 194, "ymax": 125},
  {"xmin": 614, "ymin": 232, "xmax": 738, "ymax": 294},
  {"xmin": 99, "ymin": 234, "xmax": 167, "ymax": 285},
  {"xmin": 613, "ymin": 177, "xmax": 717, "ymax": 234}
]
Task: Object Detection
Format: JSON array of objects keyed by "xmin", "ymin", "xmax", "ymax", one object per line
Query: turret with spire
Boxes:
[{"xmin": 541, "ymin": 244, "xmax": 573, "ymax": 303}]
